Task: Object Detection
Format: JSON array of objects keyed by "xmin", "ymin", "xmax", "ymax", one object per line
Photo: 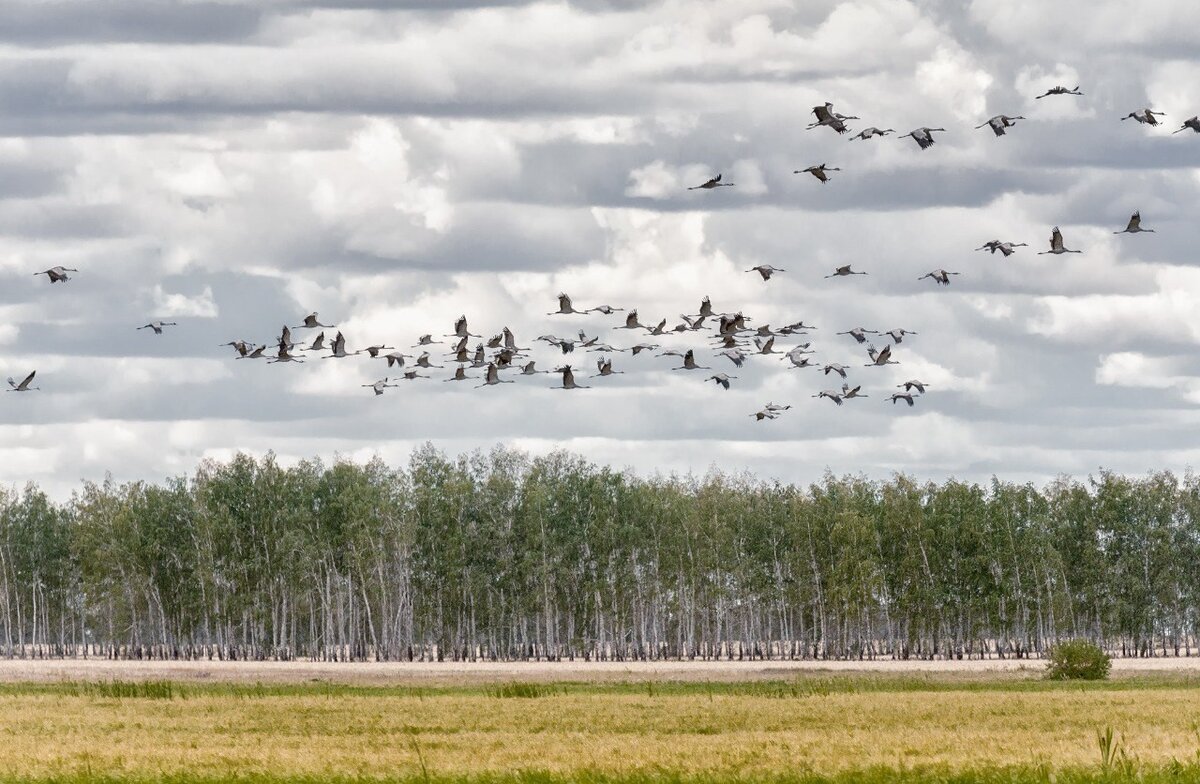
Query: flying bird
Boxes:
[
  {"xmin": 1035, "ymin": 85, "xmax": 1083, "ymax": 99},
  {"xmin": 476, "ymin": 363, "xmax": 515, "ymax": 388},
  {"xmin": 795, "ymin": 164, "xmax": 840, "ymax": 183},
  {"xmin": 865, "ymin": 344, "xmax": 898, "ymax": 366},
  {"xmin": 268, "ymin": 343, "xmax": 304, "ymax": 364},
  {"xmin": 754, "ymin": 336, "xmax": 780, "ymax": 355},
  {"xmin": 807, "ymin": 102, "xmax": 855, "ymax": 134},
  {"xmin": 784, "ymin": 353, "xmax": 817, "ymax": 369},
  {"xmin": 1122, "ymin": 108, "xmax": 1166, "ymax": 126},
  {"xmin": 363, "ymin": 344, "xmax": 395, "ymax": 359},
  {"xmin": 593, "ymin": 357, "xmax": 624, "ymax": 377},
  {"xmin": 294, "ymin": 312, "xmax": 334, "ymax": 329},
  {"xmin": 747, "ymin": 264, "xmax": 785, "ymax": 281},
  {"xmin": 718, "ymin": 349, "xmax": 747, "ymax": 368},
  {"xmin": 672, "ymin": 350, "xmax": 710, "ymax": 371},
  {"xmin": 825, "ymin": 265, "xmax": 867, "ymax": 278},
  {"xmin": 1114, "ymin": 211, "xmax": 1155, "ymax": 234},
  {"xmin": 976, "ymin": 115, "xmax": 1025, "ymax": 136},
  {"xmin": 707, "ymin": 373, "xmax": 736, "ymax": 390},
  {"xmin": 6, "ymin": 371, "xmax": 38, "ymax": 392},
  {"xmin": 889, "ymin": 393, "xmax": 916, "ymax": 406},
  {"xmin": 382, "ymin": 351, "xmax": 410, "ymax": 368},
  {"xmin": 900, "ymin": 127, "xmax": 946, "ymax": 149},
  {"xmin": 549, "ymin": 293, "xmax": 587, "ymax": 315},
  {"xmin": 688, "ymin": 174, "xmax": 734, "ymax": 190},
  {"xmin": 850, "ymin": 127, "xmax": 894, "ymax": 140},
  {"xmin": 918, "ymin": 269, "xmax": 960, "ymax": 285},
  {"xmin": 885, "ymin": 329, "xmax": 917, "ymax": 344},
  {"xmin": 841, "ymin": 383, "xmax": 868, "ymax": 399},
  {"xmin": 325, "ymin": 332, "xmax": 361, "ymax": 359},
  {"xmin": 1037, "ymin": 227, "xmax": 1082, "ymax": 255},
  {"xmin": 976, "ymin": 240, "xmax": 1028, "ymax": 257},
  {"xmin": 519, "ymin": 361, "xmax": 547, "ymax": 375},
  {"xmin": 823, "ymin": 363, "xmax": 848, "ymax": 379},
  {"xmin": 416, "ymin": 352, "xmax": 443, "ymax": 369},
  {"xmin": 614, "ymin": 310, "xmax": 648, "ymax": 330},
  {"xmin": 137, "ymin": 321, "xmax": 177, "ymax": 335},
  {"xmin": 813, "ymin": 390, "xmax": 843, "ymax": 406},
  {"xmin": 554, "ymin": 365, "xmax": 590, "ymax": 390},
  {"xmin": 898, "ymin": 380, "xmax": 929, "ymax": 394},
  {"xmin": 1174, "ymin": 116, "xmax": 1200, "ymax": 134},
  {"xmin": 34, "ymin": 266, "xmax": 77, "ymax": 283},
  {"xmin": 446, "ymin": 315, "xmax": 480, "ymax": 339},
  {"xmin": 586, "ymin": 304, "xmax": 624, "ymax": 315},
  {"xmin": 838, "ymin": 327, "xmax": 878, "ymax": 344},
  {"xmin": 222, "ymin": 340, "xmax": 254, "ymax": 357},
  {"xmin": 363, "ymin": 378, "xmax": 398, "ymax": 396}
]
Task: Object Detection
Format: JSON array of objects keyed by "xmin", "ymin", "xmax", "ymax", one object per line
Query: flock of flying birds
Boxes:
[{"xmin": 14, "ymin": 85, "xmax": 1191, "ymax": 422}]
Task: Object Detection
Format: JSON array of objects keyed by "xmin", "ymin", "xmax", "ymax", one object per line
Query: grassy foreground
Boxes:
[{"xmin": 3, "ymin": 675, "xmax": 1200, "ymax": 783}]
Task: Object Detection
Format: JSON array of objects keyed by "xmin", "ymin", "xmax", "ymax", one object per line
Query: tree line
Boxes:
[{"xmin": 0, "ymin": 446, "xmax": 1195, "ymax": 661}]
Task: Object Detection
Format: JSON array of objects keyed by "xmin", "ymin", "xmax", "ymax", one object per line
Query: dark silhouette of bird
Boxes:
[
  {"xmin": 137, "ymin": 321, "xmax": 178, "ymax": 335},
  {"xmin": 1035, "ymin": 85, "xmax": 1083, "ymax": 99},
  {"xmin": 688, "ymin": 174, "xmax": 734, "ymax": 190}
]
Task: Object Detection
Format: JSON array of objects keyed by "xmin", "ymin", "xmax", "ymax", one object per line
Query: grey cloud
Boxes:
[
  {"xmin": 0, "ymin": 2, "xmax": 264, "ymax": 45},
  {"xmin": 0, "ymin": 0, "xmax": 1198, "ymax": 495}
]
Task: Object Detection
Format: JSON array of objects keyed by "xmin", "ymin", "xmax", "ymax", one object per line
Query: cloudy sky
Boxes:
[{"xmin": 3, "ymin": 0, "xmax": 1200, "ymax": 496}]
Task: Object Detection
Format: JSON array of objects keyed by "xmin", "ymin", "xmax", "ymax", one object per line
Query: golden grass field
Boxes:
[{"xmin": 2, "ymin": 665, "xmax": 1200, "ymax": 782}]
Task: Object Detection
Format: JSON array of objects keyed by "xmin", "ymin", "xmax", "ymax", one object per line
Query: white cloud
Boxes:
[{"xmin": 0, "ymin": 0, "xmax": 1198, "ymax": 495}]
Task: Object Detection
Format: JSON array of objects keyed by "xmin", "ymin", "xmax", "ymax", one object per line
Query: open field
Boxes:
[
  {"xmin": 2, "ymin": 656, "xmax": 1200, "ymax": 686},
  {"xmin": 2, "ymin": 669, "xmax": 1200, "ymax": 783}
]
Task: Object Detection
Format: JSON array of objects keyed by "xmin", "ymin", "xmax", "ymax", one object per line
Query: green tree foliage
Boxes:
[
  {"xmin": 1046, "ymin": 639, "xmax": 1112, "ymax": 680},
  {"xmin": 0, "ymin": 450, "xmax": 1195, "ymax": 661}
]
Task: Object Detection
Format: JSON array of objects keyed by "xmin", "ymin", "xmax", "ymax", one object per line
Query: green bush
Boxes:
[{"xmin": 1045, "ymin": 639, "xmax": 1111, "ymax": 681}]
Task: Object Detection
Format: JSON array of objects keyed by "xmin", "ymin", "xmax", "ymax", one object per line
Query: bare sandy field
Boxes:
[{"xmin": 0, "ymin": 655, "xmax": 1196, "ymax": 685}]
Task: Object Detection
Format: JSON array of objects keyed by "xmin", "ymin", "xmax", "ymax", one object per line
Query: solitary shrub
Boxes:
[{"xmin": 1046, "ymin": 639, "xmax": 1111, "ymax": 680}]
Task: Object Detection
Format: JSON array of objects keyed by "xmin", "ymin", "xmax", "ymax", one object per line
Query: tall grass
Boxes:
[
  {"xmin": 3, "ymin": 766, "xmax": 1200, "ymax": 783},
  {"xmin": 486, "ymin": 682, "xmax": 557, "ymax": 699},
  {"xmin": 0, "ymin": 671, "xmax": 1193, "ymax": 701}
]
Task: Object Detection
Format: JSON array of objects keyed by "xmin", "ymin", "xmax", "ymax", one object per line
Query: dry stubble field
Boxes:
[{"xmin": 3, "ymin": 659, "xmax": 1200, "ymax": 783}]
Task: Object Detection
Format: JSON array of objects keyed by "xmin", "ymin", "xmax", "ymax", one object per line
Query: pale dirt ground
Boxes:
[{"xmin": 0, "ymin": 655, "xmax": 1195, "ymax": 684}]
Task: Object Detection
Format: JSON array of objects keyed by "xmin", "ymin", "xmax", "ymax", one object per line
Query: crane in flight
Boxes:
[
  {"xmin": 1037, "ymin": 227, "xmax": 1082, "ymax": 255},
  {"xmin": 6, "ymin": 371, "xmax": 38, "ymax": 392},
  {"xmin": 1114, "ymin": 211, "xmax": 1155, "ymax": 234},
  {"xmin": 1035, "ymin": 85, "xmax": 1083, "ymax": 99},
  {"xmin": 688, "ymin": 174, "xmax": 734, "ymax": 190},
  {"xmin": 137, "ymin": 321, "xmax": 178, "ymax": 335}
]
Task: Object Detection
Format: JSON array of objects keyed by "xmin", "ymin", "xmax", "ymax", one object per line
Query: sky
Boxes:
[{"xmin": 3, "ymin": 0, "xmax": 1200, "ymax": 496}]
